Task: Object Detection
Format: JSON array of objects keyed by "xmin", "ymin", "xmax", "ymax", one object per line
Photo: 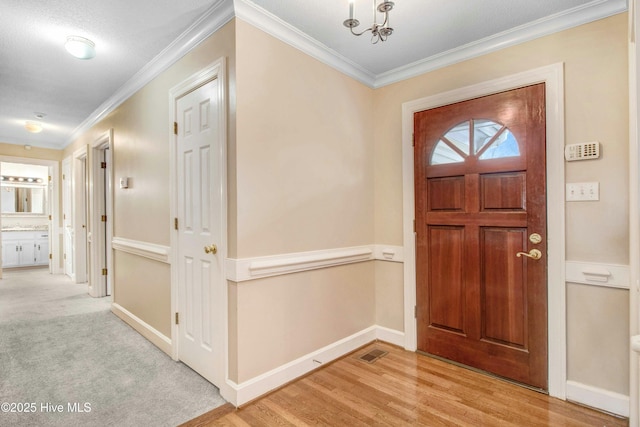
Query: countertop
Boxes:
[{"xmin": 2, "ymin": 227, "xmax": 49, "ymax": 232}]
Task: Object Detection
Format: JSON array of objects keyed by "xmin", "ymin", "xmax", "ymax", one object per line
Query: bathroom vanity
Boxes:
[
  {"xmin": 1, "ymin": 178, "xmax": 49, "ymax": 268},
  {"xmin": 1, "ymin": 229, "xmax": 49, "ymax": 268}
]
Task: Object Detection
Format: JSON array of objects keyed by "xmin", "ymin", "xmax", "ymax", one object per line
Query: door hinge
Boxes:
[
  {"xmin": 62, "ymin": 174, "xmax": 66, "ymax": 180},
  {"xmin": 102, "ymin": 268, "xmax": 108, "ymax": 276},
  {"xmin": 48, "ymin": 215, "xmax": 52, "ymax": 220},
  {"xmin": 174, "ymin": 122, "xmax": 178, "ymax": 135},
  {"xmin": 101, "ymin": 215, "xmax": 107, "ymax": 222},
  {"xmin": 63, "ymin": 253, "xmax": 66, "ymax": 260},
  {"xmin": 175, "ymin": 312, "xmax": 179, "ymax": 325},
  {"xmin": 49, "ymin": 254, "xmax": 52, "ymax": 260},
  {"xmin": 413, "ymin": 219, "xmax": 416, "ymax": 233},
  {"xmin": 48, "ymin": 175, "xmax": 52, "ymax": 182},
  {"xmin": 414, "ymin": 305, "xmax": 417, "ymax": 319},
  {"xmin": 63, "ymin": 214, "xmax": 66, "ymax": 220},
  {"xmin": 101, "ymin": 162, "xmax": 107, "ymax": 169},
  {"xmin": 174, "ymin": 217, "xmax": 178, "ymax": 230},
  {"xmin": 412, "ymin": 133, "xmax": 415, "ymax": 147}
]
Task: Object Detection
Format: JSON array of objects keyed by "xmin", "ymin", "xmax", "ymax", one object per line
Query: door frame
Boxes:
[
  {"xmin": 72, "ymin": 146, "xmax": 89, "ymax": 284},
  {"xmin": 88, "ymin": 130, "xmax": 114, "ymax": 298},
  {"xmin": 402, "ymin": 63, "xmax": 566, "ymax": 399},
  {"xmin": 169, "ymin": 58, "xmax": 229, "ymax": 397},
  {"xmin": 0, "ymin": 155, "xmax": 60, "ymax": 275},
  {"xmin": 62, "ymin": 156, "xmax": 74, "ymax": 279},
  {"xmin": 629, "ymin": 1, "xmax": 639, "ymax": 424}
]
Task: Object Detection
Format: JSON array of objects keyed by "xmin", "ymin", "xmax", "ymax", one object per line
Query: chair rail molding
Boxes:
[
  {"xmin": 565, "ymin": 260, "xmax": 630, "ymax": 289},
  {"xmin": 111, "ymin": 236, "xmax": 170, "ymax": 264},
  {"xmin": 226, "ymin": 244, "xmax": 404, "ymax": 282}
]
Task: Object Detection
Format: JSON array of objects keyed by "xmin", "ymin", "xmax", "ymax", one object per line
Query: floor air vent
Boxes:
[{"xmin": 358, "ymin": 348, "xmax": 388, "ymax": 363}]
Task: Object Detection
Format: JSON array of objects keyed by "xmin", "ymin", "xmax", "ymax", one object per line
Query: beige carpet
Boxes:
[{"xmin": 0, "ymin": 268, "xmax": 225, "ymax": 427}]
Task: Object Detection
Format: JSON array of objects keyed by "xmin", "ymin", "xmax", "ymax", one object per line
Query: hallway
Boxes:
[{"xmin": 0, "ymin": 268, "xmax": 225, "ymax": 426}]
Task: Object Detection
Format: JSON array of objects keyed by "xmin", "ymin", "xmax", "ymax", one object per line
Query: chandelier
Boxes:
[{"xmin": 343, "ymin": 0, "xmax": 395, "ymax": 44}]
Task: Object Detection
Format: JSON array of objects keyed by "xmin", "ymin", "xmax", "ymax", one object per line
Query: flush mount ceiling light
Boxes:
[
  {"xmin": 65, "ymin": 36, "xmax": 96, "ymax": 60},
  {"xmin": 344, "ymin": 0, "xmax": 395, "ymax": 44},
  {"xmin": 24, "ymin": 121, "xmax": 43, "ymax": 133}
]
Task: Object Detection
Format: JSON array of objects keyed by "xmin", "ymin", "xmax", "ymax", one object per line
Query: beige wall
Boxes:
[
  {"xmin": 235, "ymin": 20, "xmax": 375, "ymax": 258},
  {"xmin": 373, "ymin": 13, "xmax": 629, "ymax": 394},
  {"xmin": 231, "ymin": 19, "xmax": 377, "ymax": 381},
  {"xmin": 375, "ymin": 261, "xmax": 403, "ymax": 331},
  {"xmin": 568, "ymin": 283, "xmax": 630, "ymax": 394},
  {"xmin": 62, "ymin": 20, "xmax": 237, "ymax": 336},
  {"xmin": 231, "ymin": 263, "xmax": 375, "ymax": 382}
]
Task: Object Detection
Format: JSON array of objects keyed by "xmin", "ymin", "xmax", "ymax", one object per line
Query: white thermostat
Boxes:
[{"xmin": 565, "ymin": 142, "xmax": 600, "ymax": 161}]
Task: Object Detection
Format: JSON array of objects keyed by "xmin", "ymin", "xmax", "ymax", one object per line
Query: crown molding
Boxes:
[
  {"xmin": 60, "ymin": 0, "xmax": 626, "ymax": 149},
  {"xmin": 233, "ymin": 0, "xmax": 376, "ymax": 87},
  {"xmin": 65, "ymin": 0, "xmax": 235, "ymax": 147},
  {"xmin": 374, "ymin": 0, "xmax": 627, "ymax": 88}
]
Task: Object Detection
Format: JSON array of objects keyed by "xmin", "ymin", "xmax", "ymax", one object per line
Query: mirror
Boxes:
[{"xmin": 1, "ymin": 186, "xmax": 47, "ymax": 214}]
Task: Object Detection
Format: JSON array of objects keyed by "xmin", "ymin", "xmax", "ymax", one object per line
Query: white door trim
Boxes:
[
  {"xmin": 72, "ymin": 146, "xmax": 89, "ymax": 284},
  {"xmin": 89, "ymin": 130, "xmax": 114, "ymax": 298},
  {"xmin": 0, "ymin": 155, "xmax": 60, "ymax": 275},
  {"xmin": 401, "ymin": 63, "xmax": 566, "ymax": 398},
  {"xmin": 62, "ymin": 156, "xmax": 74, "ymax": 280},
  {"xmin": 628, "ymin": 2, "xmax": 639, "ymax": 425},
  {"xmin": 169, "ymin": 58, "xmax": 229, "ymax": 398}
]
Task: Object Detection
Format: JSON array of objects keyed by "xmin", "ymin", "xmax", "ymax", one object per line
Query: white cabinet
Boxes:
[
  {"xmin": 2, "ymin": 241, "xmax": 21, "ymax": 266},
  {"xmin": 1, "ymin": 230, "xmax": 49, "ymax": 267},
  {"xmin": 35, "ymin": 234, "xmax": 49, "ymax": 265}
]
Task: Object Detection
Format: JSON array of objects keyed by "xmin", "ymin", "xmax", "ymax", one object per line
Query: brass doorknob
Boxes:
[
  {"xmin": 204, "ymin": 244, "xmax": 218, "ymax": 255},
  {"xmin": 516, "ymin": 249, "xmax": 542, "ymax": 260}
]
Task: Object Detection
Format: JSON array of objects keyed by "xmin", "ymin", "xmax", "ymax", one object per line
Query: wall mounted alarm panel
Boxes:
[{"xmin": 564, "ymin": 142, "xmax": 600, "ymax": 161}]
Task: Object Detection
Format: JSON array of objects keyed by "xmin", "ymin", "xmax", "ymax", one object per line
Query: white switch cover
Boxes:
[{"xmin": 566, "ymin": 182, "xmax": 599, "ymax": 201}]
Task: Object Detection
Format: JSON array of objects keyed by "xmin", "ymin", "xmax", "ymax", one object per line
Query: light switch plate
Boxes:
[{"xmin": 566, "ymin": 182, "xmax": 599, "ymax": 201}]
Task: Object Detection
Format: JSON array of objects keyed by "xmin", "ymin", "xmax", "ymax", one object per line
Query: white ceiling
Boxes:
[{"xmin": 0, "ymin": 0, "xmax": 627, "ymax": 150}]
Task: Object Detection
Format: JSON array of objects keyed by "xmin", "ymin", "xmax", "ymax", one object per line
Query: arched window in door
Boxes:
[{"xmin": 430, "ymin": 119, "xmax": 520, "ymax": 165}]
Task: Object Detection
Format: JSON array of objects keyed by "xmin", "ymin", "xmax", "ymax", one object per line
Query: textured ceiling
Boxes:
[
  {"xmin": 0, "ymin": 0, "xmax": 217, "ymax": 148},
  {"xmin": 0, "ymin": 0, "xmax": 628, "ymax": 150}
]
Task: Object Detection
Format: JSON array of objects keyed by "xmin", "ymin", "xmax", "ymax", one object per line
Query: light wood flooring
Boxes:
[{"xmin": 182, "ymin": 341, "xmax": 628, "ymax": 427}]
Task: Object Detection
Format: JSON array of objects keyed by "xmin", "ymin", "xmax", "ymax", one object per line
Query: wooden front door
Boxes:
[{"xmin": 414, "ymin": 84, "xmax": 547, "ymax": 389}]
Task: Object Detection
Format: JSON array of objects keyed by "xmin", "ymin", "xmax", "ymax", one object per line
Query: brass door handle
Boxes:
[
  {"xmin": 516, "ymin": 249, "xmax": 542, "ymax": 260},
  {"xmin": 204, "ymin": 244, "xmax": 218, "ymax": 255}
]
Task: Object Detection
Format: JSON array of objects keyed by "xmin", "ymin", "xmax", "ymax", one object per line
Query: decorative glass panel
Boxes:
[
  {"xmin": 443, "ymin": 121, "xmax": 471, "ymax": 155},
  {"xmin": 479, "ymin": 130, "xmax": 519, "ymax": 160},
  {"xmin": 474, "ymin": 120, "xmax": 503, "ymax": 154},
  {"xmin": 432, "ymin": 140, "xmax": 465, "ymax": 165},
  {"xmin": 429, "ymin": 119, "xmax": 520, "ymax": 165}
]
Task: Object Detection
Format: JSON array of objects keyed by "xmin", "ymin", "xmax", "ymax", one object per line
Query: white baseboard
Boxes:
[
  {"xmin": 111, "ymin": 302, "xmax": 172, "ymax": 356},
  {"xmin": 566, "ymin": 380, "xmax": 629, "ymax": 417},
  {"xmin": 226, "ymin": 325, "xmax": 402, "ymax": 406},
  {"xmin": 376, "ymin": 325, "xmax": 405, "ymax": 347}
]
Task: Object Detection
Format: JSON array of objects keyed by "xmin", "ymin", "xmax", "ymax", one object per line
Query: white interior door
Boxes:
[{"xmin": 176, "ymin": 78, "xmax": 223, "ymax": 386}]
